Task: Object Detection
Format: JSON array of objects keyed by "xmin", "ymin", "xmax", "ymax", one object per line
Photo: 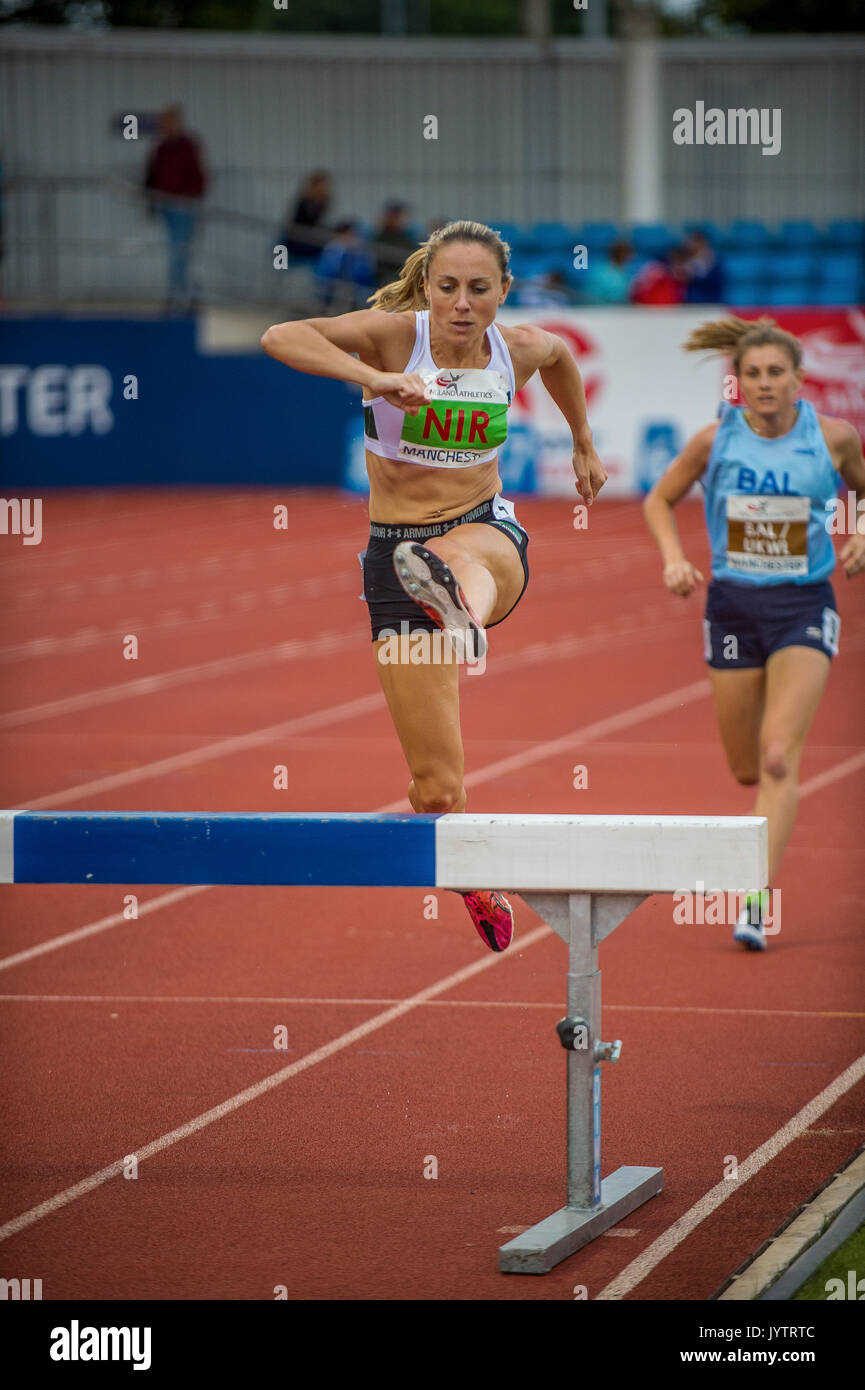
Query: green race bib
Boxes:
[{"xmin": 398, "ymin": 368, "xmax": 510, "ymax": 467}]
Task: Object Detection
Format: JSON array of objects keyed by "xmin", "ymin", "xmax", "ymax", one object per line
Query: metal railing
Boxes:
[{"xmin": 0, "ymin": 175, "xmax": 392, "ymax": 315}]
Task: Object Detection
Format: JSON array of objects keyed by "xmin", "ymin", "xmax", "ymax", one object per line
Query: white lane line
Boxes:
[
  {"xmin": 798, "ymin": 749, "xmax": 865, "ymax": 799},
  {"xmin": 462, "ymin": 680, "xmax": 712, "ymax": 788},
  {"xmin": 1, "ymin": 995, "xmax": 863, "ymax": 1020},
  {"xmin": 0, "ymin": 594, "xmax": 687, "ymax": 723},
  {"xmin": 0, "ymin": 575, "xmax": 358, "ymax": 664},
  {"xmin": 19, "ymin": 668, "xmax": 709, "ymax": 810},
  {"xmin": 594, "ymin": 1051, "xmax": 865, "ymax": 1300},
  {"xmin": 0, "ymin": 508, "xmax": 351, "ymax": 577},
  {"xmin": 0, "ymin": 630, "xmax": 363, "ymax": 729},
  {"xmin": 0, "ymin": 888, "xmax": 209, "ymax": 975},
  {"xmin": 19, "ymin": 691, "xmax": 387, "ymax": 810},
  {"xmin": 0, "ymin": 923, "xmax": 551, "ymax": 1246}
]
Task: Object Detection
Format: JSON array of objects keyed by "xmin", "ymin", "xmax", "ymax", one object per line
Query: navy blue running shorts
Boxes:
[
  {"xmin": 357, "ymin": 494, "xmax": 530, "ymax": 642},
  {"xmin": 703, "ymin": 578, "xmax": 841, "ymax": 670}
]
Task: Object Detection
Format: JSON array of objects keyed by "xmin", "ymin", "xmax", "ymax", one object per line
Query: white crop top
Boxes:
[{"xmin": 362, "ymin": 309, "xmax": 516, "ymax": 469}]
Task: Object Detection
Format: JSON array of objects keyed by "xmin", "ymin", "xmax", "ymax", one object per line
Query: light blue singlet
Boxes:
[{"xmin": 702, "ymin": 401, "xmax": 841, "ymax": 586}]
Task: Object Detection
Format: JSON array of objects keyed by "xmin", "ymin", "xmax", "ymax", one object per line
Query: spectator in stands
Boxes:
[
  {"xmin": 373, "ymin": 201, "xmax": 416, "ymax": 287},
  {"xmin": 144, "ymin": 105, "xmax": 207, "ymax": 313},
  {"xmin": 281, "ymin": 170, "xmax": 333, "ymax": 262},
  {"xmin": 583, "ymin": 240, "xmax": 635, "ymax": 304},
  {"xmin": 629, "ymin": 246, "xmax": 689, "ymax": 305},
  {"xmin": 518, "ymin": 269, "xmax": 575, "ymax": 307},
  {"xmin": 316, "ymin": 220, "xmax": 376, "ymax": 311},
  {"xmin": 681, "ymin": 232, "xmax": 725, "ymax": 303}
]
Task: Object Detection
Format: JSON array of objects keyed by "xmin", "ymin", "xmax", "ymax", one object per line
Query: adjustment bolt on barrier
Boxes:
[{"xmin": 556, "ymin": 1016, "xmax": 590, "ymax": 1051}]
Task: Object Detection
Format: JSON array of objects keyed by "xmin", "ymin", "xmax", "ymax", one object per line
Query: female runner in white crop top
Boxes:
[{"xmin": 262, "ymin": 219, "xmax": 606, "ymax": 953}]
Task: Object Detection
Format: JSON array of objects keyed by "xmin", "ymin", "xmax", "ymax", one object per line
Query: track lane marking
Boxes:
[
  {"xmin": 0, "ymin": 630, "xmax": 365, "ymax": 728},
  {"xmin": 0, "ymin": 592, "xmax": 693, "ymax": 720},
  {"xmin": 0, "ymin": 924, "xmax": 551, "ymax": 1246},
  {"xmin": 18, "ymin": 691, "xmax": 387, "ymax": 811},
  {"xmin": 798, "ymin": 749, "xmax": 865, "ymax": 798},
  {"xmin": 1, "ymin": 995, "xmax": 864, "ymax": 1019},
  {"xmin": 594, "ymin": 1051, "xmax": 865, "ymax": 1300},
  {"xmin": 16, "ymin": 671, "xmax": 710, "ymax": 810},
  {"xmin": 0, "ymin": 888, "xmax": 209, "ymax": 976}
]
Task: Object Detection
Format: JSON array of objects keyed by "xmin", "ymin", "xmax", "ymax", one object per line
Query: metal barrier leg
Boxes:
[{"xmin": 498, "ymin": 892, "xmax": 664, "ymax": 1275}]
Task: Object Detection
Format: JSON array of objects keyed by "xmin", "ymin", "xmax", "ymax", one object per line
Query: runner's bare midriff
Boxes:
[{"xmin": 365, "ymin": 452, "xmax": 503, "ymax": 525}]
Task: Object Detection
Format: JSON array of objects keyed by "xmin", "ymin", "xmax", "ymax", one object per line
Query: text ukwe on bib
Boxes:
[
  {"xmin": 725, "ymin": 494, "xmax": 811, "ymax": 577},
  {"xmin": 398, "ymin": 368, "xmax": 510, "ymax": 467}
]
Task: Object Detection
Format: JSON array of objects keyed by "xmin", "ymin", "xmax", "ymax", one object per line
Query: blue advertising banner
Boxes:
[{"xmin": 0, "ymin": 318, "xmax": 355, "ymax": 488}]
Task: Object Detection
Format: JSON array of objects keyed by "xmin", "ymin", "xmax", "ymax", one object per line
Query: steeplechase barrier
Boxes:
[{"xmin": 0, "ymin": 809, "xmax": 767, "ymax": 1274}]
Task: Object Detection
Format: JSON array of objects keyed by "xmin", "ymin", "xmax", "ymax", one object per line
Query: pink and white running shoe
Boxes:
[
  {"xmin": 462, "ymin": 890, "xmax": 514, "ymax": 952},
  {"xmin": 392, "ymin": 541, "xmax": 487, "ymax": 662}
]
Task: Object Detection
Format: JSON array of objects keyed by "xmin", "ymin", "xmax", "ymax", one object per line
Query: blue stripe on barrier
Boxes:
[{"xmin": 13, "ymin": 813, "xmax": 439, "ymax": 886}]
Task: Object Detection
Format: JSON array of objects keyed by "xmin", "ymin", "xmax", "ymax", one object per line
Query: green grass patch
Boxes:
[{"xmin": 792, "ymin": 1216, "xmax": 865, "ymax": 1300}]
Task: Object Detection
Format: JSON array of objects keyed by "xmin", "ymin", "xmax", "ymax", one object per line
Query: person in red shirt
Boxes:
[
  {"xmin": 144, "ymin": 105, "xmax": 207, "ymax": 312},
  {"xmin": 629, "ymin": 246, "xmax": 689, "ymax": 306}
]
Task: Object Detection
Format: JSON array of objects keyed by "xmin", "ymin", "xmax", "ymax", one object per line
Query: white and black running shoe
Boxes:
[{"xmin": 392, "ymin": 542, "xmax": 488, "ymax": 662}]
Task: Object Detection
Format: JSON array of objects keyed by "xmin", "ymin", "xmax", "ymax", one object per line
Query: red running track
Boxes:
[{"xmin": 0, "ymin": 488, "xmax": 863, "ymax": 1301}]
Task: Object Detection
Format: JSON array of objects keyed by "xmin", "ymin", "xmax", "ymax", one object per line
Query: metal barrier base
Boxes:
[{"xmin": 498, "ymin": 1165, "xmax": 664, "ymax": 1274}]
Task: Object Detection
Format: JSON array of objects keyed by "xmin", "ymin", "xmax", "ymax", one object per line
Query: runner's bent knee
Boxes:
[{"xmin": 410, "ymin": 768, "xmax": 464, "ymax": 813}]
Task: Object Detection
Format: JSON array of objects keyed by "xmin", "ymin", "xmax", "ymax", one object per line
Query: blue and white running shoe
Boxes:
[{"xmin": 733, "ymin": 894, "xmax": 767, "ymax": 951}]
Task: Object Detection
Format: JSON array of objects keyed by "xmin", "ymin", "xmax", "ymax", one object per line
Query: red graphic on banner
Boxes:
[{"xmin": 513, "ymin": 319, "xmax": 603, "ymax": 413}]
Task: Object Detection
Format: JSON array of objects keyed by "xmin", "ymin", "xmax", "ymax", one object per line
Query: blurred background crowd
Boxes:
[
  {"xmin": 132, "ymin": 109, "xmax": 865, "ymax": 316},
  {"xmin": 120, "ymin": 108, "xmax": 865, "ymax": 315}
]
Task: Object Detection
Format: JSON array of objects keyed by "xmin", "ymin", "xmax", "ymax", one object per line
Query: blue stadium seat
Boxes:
[
  {"xmin": 762, "ymin": 283, "xmax": 814, "ymax": 307},
  {"xmin": 827, "ymin": 220, "xmax": 865, "ymax": 251},
  {"xmin": 819, "ymin": 252, "xmax": 863, "ymax": 282},
  {"xmin": 811, "ymin": 284, "xmax": 858, "ymax": 305},
  {"xmin": 630, "ymin": 223, "xmax": 678, "ymax": 257},
  {"xmin": 815, "ymin": 253, "xmax": 863, "ymax": 303},
  {"xmin": 723, "ymin": 252, "xmax": 771, "ymax": 282},
  {"xmin": 768, "ymin": 252, "xmax": 817, "ymax": 282},
  {"xmin": 724, "ymin": 281, "xmax": 764, "ymax": 307},
  {"xmin": 578, "ymin": 222, "xmax": 620, "ymax": 251},
  {"xmin": 492, "ymin": 222, "xmax": 526, "ymax": 253},
  {"xmin": 779, "ymin": 221, "xmax": 821, "ymax": 250},
  {"xmin": 530, "ymin": 222, "xmax": 577, "ymax": 252},
  {"xmin": 510, "ymin": 250, "xmax": 564, "ymax": 281},
  {"xmin": 725, "ymin": 221, "xmax": 773, "ymax": 251}
]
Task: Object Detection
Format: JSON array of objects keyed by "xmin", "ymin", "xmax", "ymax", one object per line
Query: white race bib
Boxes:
[{"xmin": 725, "ymin": 495, "xmax": 810, "ymax": 577}]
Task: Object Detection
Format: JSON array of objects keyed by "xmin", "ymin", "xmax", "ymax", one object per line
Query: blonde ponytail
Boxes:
[
  {"xmin": 368, "ymin": 246, "xmax": 428, "ymax": 312},
  {"xmin": 683, "ymin": 315, "xmax": 803, "ymax": 372}
]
